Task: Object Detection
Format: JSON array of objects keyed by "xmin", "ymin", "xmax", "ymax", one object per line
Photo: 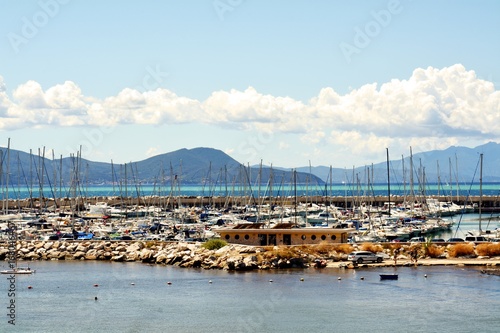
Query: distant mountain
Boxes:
[
  {"xmin": 2, "ymin": 143, "xmax": 500, "ymax": 192},
  {"xmin": 0, "ymin": 147, "xmax": 324, "ymax": 189},
  {"xmin": 295, "ymin": 142, "xmax": 500, "ymax": 184}
]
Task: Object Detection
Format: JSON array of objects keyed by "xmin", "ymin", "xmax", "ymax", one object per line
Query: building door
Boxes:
[
  {"xmin": 269, "ymin": 234, "xmax": 277, "ymax": 246},
  {"xmin": 258, "ymin": 234, "xmax": 267, "ymax": 246},
  {"xmin": 283, "ymin": 234, "xmax": 291, "ymax": 245}
]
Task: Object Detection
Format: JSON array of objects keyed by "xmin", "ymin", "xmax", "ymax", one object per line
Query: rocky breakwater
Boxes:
[
  {"xmin": 4, "ymin": 241, "xmax": 500, "ymax": 271},
  {"xmin": 0, "ymin": 241, "xmax": 316, "ymax": 271}
]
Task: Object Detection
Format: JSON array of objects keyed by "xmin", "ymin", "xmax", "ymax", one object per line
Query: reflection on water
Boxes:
[{"xmin": 3, "ymin": 261, "xmax": 500, "ymax": 333}]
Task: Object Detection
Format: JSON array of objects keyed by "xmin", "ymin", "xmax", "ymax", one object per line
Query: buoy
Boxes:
[
  {"xmin": 337, "ymin": 277, "xmax": 341, "ymax": 280},
  {"xmin": 300, "ymin": 278, "xmax": 304, "ymax": 282},
  {"xmin": 208, "ymin": 280, "xmax": 212, "ymax": 284},
  {"xmin": 131, "ymin": 283, "xmax": 135, "ymax": 285},
  {"xmin": 93, "ymin": 284, "xmax": 99, "ymax": 287},
  {"xmin": 424, "ymin": 274, "xmax": 427, "ymax": 278},
  {"xmin": 360, "ymin": 277, "xmax": 365, "ymax": 280},
  {"xmin": 94, "ymin": 297, "xmax": 98, "ymax": 301},
  {"xmin": 28, "ymin": 286, "xmax": 33, "ymax": 289},
  {"xmin": 269, "ymin": 279, "xmax": 273, "ymax": 283},
  {"xmin": 167, "ymin": 281, "xmax": 172, "ymax": 285}
]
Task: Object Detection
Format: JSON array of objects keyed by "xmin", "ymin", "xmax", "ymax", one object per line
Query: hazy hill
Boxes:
[
  {"xmin": 0, "ymin": 147, "xmax": 323, "ymax": 188},
  {"xmin": 295, "ymin": 142, "xmax": 500, "ymax": 183},
  {"xmin": 2, "ymin": 143, "xmax": 500, "ymax": 191}
]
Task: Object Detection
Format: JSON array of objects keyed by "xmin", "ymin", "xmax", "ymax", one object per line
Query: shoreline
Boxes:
[
  {"xmin": 1, "ymin": 240, "xmax": 500, "ymax": 271},
  {"xmin": 327, "ymin": 258, "xmax": 500, "ymax": 268}
]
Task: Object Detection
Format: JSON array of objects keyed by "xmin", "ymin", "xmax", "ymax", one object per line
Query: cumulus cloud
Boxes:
[{"xmin": 1, "ymin": 64, "xmax": 499, "ymax": 162}]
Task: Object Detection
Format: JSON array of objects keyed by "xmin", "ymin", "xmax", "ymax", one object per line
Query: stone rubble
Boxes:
[{"xmin": 1, "ymin": 241, "xmax": 499, "ymax": 271}]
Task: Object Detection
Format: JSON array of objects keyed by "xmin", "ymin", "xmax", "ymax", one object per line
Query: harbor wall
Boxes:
[
  {"xmin": 2, "ymin": 195, "xmax": 500, "ymax": 211},
  {"xmin": 1, "ymin": 240, "xmax": 500, "ymax": 271}
]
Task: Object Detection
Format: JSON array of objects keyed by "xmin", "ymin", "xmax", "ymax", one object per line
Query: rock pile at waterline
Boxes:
[
  {"xmin": 1, "ymin": 241, "xmax": 499, "ymax": 270},
  {"xmin": 0, "ymin": 241, "xmax": 312, "ymax": 270}
]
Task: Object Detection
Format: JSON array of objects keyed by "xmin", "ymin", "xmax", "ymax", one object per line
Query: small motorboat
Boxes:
[
  {"xmin": 1, "ymin": 267, "xmax": 35, "ymax": 275},
  {"xmin": 379, "ymin": 274, "xmax": 398, "ymax": 280}
]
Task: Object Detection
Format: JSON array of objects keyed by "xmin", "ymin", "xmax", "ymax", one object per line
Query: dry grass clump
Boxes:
[
  {"xmin": 388, "ymin": 244, "xmax": 403, "ymax": 255},
  {"xmin": 360, "ymin": 243, "xmax": 383, "ymax": 253},
  {"xmin": 381, "ymin": 243, "xmax": 395, "ymax": 250},
  {"xmin": 448, "ymin": 243, "xmax": 475, "ymax": 258},
  {"xmin": 314, "ymin": 242, "xmax": 337, "ymax": 254},
  {"xmin": 332, "ymin": 244, "xmax": 354, "ymax": 254},
  {"xmin": 424, "ymin": 244, "xmax": 445, "ymax": 258},
  {"xmin": 273, "ymin": 245, "xmax": 300, "ymax": 259},
  {"xmin": 476, "ymin": 243, "xmax": 500, "ymax": 257}
]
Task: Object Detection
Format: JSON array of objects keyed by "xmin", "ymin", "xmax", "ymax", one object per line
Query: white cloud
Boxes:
[
  {"xmin": 1, "ymin": 64, "xmax": 499, "ymax": 165},
  {"xmin": 145, "ymin": 146, "xmax": 159, "ymax": 158}
]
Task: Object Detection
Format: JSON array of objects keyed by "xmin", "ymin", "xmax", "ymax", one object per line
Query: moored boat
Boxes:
[
  {"xmin": 379, "ymin": 274, "xmax": 398, "ymax": 280},
  {"xmin": 1, "ymin": 267, "xmax": 35, "ymax": 274}
]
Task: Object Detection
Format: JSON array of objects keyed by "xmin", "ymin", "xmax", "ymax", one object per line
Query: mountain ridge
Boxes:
[{"xmin": 1, "ymin": 142, "xmax": 500, "ymax": 186}]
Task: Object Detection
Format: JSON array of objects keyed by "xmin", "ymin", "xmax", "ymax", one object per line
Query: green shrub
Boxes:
[{"xmin": 202, "ymin": 239, "xmax": 228, "ymax": 250}]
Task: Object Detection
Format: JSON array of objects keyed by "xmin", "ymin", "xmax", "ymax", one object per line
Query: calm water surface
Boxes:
[{"xmin": 2, "ymin": 261, "xmax": 499, "ymax": 333}]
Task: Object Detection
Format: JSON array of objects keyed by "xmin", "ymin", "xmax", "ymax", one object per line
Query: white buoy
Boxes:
[
  {"xmin": 209, "ymin": 280, "xmax": 212, "ymax": 284},
  {"xmin": 300, "ymin": 278, "xmax": 304, "ymax": 282},
  {"xmin": 131, "ymin": 283, "xmax": 135, "ymax": 285},
  {"xmin": 424, "ymin": 274, "xmax": 427, "ymax": 278},
  {"xmin": 337, "ymin": 277, "xmax": 341, "ymax": 280},
  {"xmin": 269, "ymin": 279, "xmax": 273, "ymax": 283}
]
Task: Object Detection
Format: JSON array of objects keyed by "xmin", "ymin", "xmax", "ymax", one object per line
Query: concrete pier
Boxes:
[{"xmin": 2, "ymin": 195, "xmax": 500, "ymax": 212}]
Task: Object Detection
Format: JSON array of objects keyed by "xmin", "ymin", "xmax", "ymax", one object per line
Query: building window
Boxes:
[
  {"xmin": 321, "ymin": 235, "xmax": 326, "ymax": 240},
  {"xmin": 235, "ymin": 234, "xmax": 240, "ymax": 240},
  {"xmin": 331, "ymin": 235, "xmax": 337, "ymax": 240},
  {"xmin": 301, "ymin": 235, "xmax": 306, "ymax": 240},
  {"xmin": 311, "ymin": 235, "xmax": 316, "ymax": 240},
  {"xmin": 225, "ymin": 235, "xmax": 230, "ymax": 240},
  {"xmin": 244, "ymin": 234, "xmax": 249, "ymax": 240}
]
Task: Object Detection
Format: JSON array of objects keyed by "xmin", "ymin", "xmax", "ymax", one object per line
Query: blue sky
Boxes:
[{"xmin": 1, "ymin": 0, "xmax": 499, "ymax": 168}]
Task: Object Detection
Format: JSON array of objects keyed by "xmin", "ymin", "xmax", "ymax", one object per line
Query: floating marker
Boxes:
[
  {"xmin": 337, "ymin": 277, "xmax": 341, "ymax": 280},
  {"xmin": 131, "ymin": 283, "xmax": 135, "ymax": 285},
  {"xmin": 269, "ymin": 279, "xmax": 273, "ymax": 283},
  {"xmin": 95, "ymin": 297, "xmax": 98, "ymax": 301},
  {"xmin": 209, "ymin": 280, "xmax": 212, "ymax": 284},
  {"xmin": 424, "ymin": 274, "xmax": 427, "ymax": 278},
  {"xmin": 28, "ymin": 286, "xmax": 33, "ymax": 289},
  {"xmin": 167, "ymin": 281, "xmax": 172, "ymax": 285},
  {"xmin": 360, "ymin": 277, "xmax": 365, "ymax": 280},
  {"xmin": 300, "ymin": 278, "xmax": 304, "ymax": 282},
  {"xmin": 93, "ymin": 284, "xmax": 99, "ymax": 287}
]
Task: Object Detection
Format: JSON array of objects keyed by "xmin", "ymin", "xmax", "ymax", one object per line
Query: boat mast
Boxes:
[
  {"xmin": 409, "ymin": 147, "xmax": 414, "ymax": 212},
  {"xmin": 479, "ymin": 153, "xmax": 483, "ymax": 233},
  {"xmin": 386, "ymin": 148, "xmax": 390, "ymax": 216},
  {"xmin": 6, "ymin": 138, "xmax": 10, "ymax": 215}
]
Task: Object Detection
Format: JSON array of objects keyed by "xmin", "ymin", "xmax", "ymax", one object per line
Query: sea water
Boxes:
[
  {"xmin": 2, "ymin": 261, "xmax": 500, "ymax": 333},
  {"xmin": 5, "ymin": 183, "xmax": 500, "ymax": 199}
]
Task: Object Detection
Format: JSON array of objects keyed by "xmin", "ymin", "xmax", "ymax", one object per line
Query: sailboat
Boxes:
[
  {"xmin": 1, "ymin": 266, "xmax": 35, "ymax": 275},
  {"xmin": 1, "ymin": 139, "xmax": 34, "ymax": 275}
]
